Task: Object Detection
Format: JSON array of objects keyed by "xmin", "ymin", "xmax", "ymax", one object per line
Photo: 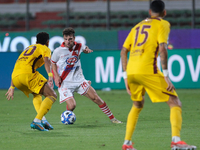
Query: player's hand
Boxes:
[
  {"xmin": 83, "ymin": 46, "xmax": 93, "ymax": 53},
  {"xmin": 48, "ymin": 76, "xmax": 54, "ymax": 89},
  {"xmin": 87, "ymin": 80, "xmax": 91, "ymax": 85},
  {"xmin": 54, "ymin": 75, "xmax": 61, "ymax": 87},
  {"xmin": 164, "ymin": 76, "xmax": 175, "ymax": 92},
  {"xmin": 5, "ymin": 87, "xmax": 14, "ymax": 100},
  {"xmin": 124, "ymin": 78, "xmax": 131, "ymax": 96}
]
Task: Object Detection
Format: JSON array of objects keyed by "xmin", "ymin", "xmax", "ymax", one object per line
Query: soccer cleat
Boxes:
[
  {"xmin": 41, "ymin": 120, "xmax": 54, "ymax": 130},
  {"xmin": 171, "ymin": 141, "xmax": 197, "ymax": 150},
  {"xmin": 111, "ymin": 118, "xmax": 123, "ymax": 124},
  {"xmin": 30, "ymin": 121, "xmax": 48, "ymax": 131},
  {"xmin": 122, "ymin": 144, "xmax": 137, "ymax": 150}
]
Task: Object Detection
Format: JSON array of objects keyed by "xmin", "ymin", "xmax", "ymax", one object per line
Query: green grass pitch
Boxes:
[{"xmin": 0, "ymin": 89, "xmax": 199, "ymax": 150}]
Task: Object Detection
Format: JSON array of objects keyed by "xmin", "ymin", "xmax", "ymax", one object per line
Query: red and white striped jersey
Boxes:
[{"xmin": 51, "ymin": 42, "xmax": 86, "ymax": 83}]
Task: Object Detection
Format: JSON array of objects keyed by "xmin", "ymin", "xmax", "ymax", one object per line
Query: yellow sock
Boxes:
[
  {"xmin": 170, "ymin": 106, "xmax": 182, "ymax": 137},
  {"xmin": 125, "ymin": 105, "xmax": 143, "ymax": 141},
  {"xmin": 35, "ymin": 97, "xmax": 54, "ymax": 120},
  {"xmin": 33, "ymin": 94, "xmax": 42, "ymax": 113}
]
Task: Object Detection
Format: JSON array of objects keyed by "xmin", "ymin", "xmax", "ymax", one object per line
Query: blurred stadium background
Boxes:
[
  {"xmin": 1, "ymin": 0, "xmax": 200, "ymax": 90},
  {"xmin": 0, "ymin": 0, "xmax": 199, "ymax": 31}
]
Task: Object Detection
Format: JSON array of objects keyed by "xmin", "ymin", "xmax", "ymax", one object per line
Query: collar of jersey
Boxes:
[{"xmin": 149, "ymin": 17, "xmax": 161, "ymax": 21}]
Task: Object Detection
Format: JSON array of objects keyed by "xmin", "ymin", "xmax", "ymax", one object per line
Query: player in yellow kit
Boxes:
[
  {"xmin": 5, "ymin": 32, "xmax": 57, "ymax": 131},
  {"xmin": 121, "ymin": 0, "xmax": 196, "ymax": 150}
]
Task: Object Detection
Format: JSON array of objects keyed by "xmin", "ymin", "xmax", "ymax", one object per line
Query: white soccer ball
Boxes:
[{"xmin": 61, "ymin": 110, "xmax": 76, "ymax": 125}]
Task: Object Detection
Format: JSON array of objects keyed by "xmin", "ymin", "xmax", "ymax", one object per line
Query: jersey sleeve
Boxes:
[
  {"xmin": 43, "ymin": 46, "xmax": 51, "ymax": 59},
  {"xmin": 158, "ymin": 20, "xmax": 170, "ymax": 44},
  {"xmin": 75, "ymin": 43, "xmax": 84, "ymax": 55},
  {"xmin": 123, "ymin": 28, "xmax": 134, "ymax": 51},
  {"xmin": 51, "ymin": 48, "xmax": 59, "ymax": 64},
  {"xmin": 80, "ymin": 43, "xmax": 85, "ymax": 54}
]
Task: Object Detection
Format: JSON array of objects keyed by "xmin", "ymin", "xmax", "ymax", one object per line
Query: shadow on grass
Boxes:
[
  {"xmin": 16, "ymin": 130, "xmax": 71, "ymax": 137},
  {"xmin": 70, "ymin": 124, "xmax": 106, "ymax": 129}
]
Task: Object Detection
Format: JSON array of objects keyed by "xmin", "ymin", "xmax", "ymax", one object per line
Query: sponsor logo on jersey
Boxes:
[{"xmin": 66, "ymin": 56, "xmax": 78, "ymax": 65}]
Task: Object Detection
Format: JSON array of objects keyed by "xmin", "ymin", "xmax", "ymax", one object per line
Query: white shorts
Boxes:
[{"xmin": 58, "ymin": 80, "xmax": 90, "ymax": 104}]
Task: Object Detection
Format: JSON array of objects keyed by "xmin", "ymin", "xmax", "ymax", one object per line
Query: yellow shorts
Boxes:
[
  {"xmin": 127, "ymin": 73, "xmax": 178, "ymax": 103},
  {"xmin": 12, "ymin": 71, "xmax": 47, "ymax": 97}
]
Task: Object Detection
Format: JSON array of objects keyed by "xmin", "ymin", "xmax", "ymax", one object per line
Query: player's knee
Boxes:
[
  {"xmin": 68, "ymin": 103, "xmax": 76, "ymax": 111},
  {"xmin": 51, "ymin": 91, "xmax": 57, "ymax": 100},
  {"xmin": 48, "ymin": 92, "xmax": 57, "ymax": 103},
  {"xmin": 71, "ymin": 105, "xmax": 76, "ymax": 111},
  {"xmin": 167, "ymin": 96, "xmax": 182, "ymax": 108},
  {"xmin": 134, "ymin": 101, "xmax": 144, "ymax": 108},
  {"xmin": 177, "ymin": 99, "xmax": 182, "ymax": 108},
  {"xmin": 93, "ymin": 95, "xmax": 103, "ymax": 105}
]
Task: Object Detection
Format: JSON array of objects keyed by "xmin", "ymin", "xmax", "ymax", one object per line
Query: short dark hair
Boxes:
[
  {"xmin": 36, "ymin": 32, "xmax": 49, "ymax": 45},
  {"xmin": 63, "ymin": 27, "xmax": 75, "ymax": 37},
  {"xmin": 150, "ymin": 0, "xmax": 165, "ymax": 13}
]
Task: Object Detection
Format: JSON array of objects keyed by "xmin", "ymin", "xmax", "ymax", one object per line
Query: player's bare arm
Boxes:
[
  {"xmin": 120, "ymin": 47, "xmax": 128, "ymax": 72},
  {"xmin": 159, "ymin": 43, "xmax": 168, "ymax": 70},
  {"xmin": 83, "ymin": 46, "xmax": 93, "ymax": 54},
  {"xmin": 120, "ymin": 47, "xmax": 131, "ymax": 96},
  {"xmin": 52, "ymin": 62, "xmax": 61, "ymax": 87},
  {"xmin": 5, "ymin": 80, "xmax": 15, "ymax": 100},
  {"xmin": 44, "ymin": 57, "xmax": 54, "ymax": 88},
  {"xmin": 159, "ymin": 43, "xmax": 175, "ymax": 92}
]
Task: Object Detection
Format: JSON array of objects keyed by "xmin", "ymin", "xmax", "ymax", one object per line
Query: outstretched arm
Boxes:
[
  {"xmin": 159, "ymin": 43, "xmax": 175, "ymax": 92},
  {"xmin": 5, "ymin": 79, "xmax": 15, "ymax": 100},
  {"xmin": 44, "ymin": 57, "xmax": 54, "ymax": 89},
  {"xmin": 83, "ymin": 46, "xmax": 93, "ymax": 54},
  {"xmin": 120, "ymin": 47, "xmax": 131, "ymax": 96}
]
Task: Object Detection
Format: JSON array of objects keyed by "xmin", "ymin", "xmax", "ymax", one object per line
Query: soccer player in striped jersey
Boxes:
[
  {"xmin": 120, "ymin": 0, "xmax": 196, "ymax": 150},
  {"xmin": 6, "ymin": 32, "xmax": 57, "ymax": 131},
  {"xmin": 51, "ymin": 27, "xmax": 122, "ymax": 124}
]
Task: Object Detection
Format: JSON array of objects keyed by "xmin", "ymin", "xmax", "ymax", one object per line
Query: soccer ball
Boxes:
[{"xmin": 61, "ymin": 110, "xmax": 76, "ymax": 125}]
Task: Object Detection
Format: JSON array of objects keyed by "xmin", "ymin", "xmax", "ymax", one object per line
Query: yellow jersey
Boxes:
[
  {"xmin": 12, "ymin": 44, "xmax": 51, "ymax": 78},
  {"xmin": 123, "ymin": 17, "xmax": 170, "ymax": 75}
]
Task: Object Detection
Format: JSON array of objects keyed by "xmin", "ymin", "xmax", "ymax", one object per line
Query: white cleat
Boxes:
[{"xmin": 111, "ymin": 118, "xmax": 123, "ymax": 124}]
